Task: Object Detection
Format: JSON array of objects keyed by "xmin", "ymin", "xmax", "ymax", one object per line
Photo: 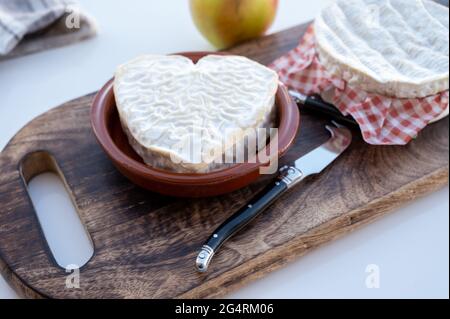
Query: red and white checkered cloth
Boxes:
[{"xmin": 270, "ymin": 25, "xmax": 449, "ymax": 145}]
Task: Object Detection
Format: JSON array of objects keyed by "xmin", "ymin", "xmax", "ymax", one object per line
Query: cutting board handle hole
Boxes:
[{"xmin": 20, "ymin": 151, "xmax": 94, "ymax": 270}]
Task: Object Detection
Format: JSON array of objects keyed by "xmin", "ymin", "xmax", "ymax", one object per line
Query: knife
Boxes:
[
  {"xmin": 289, "ymin": 90, "xmax": 358, "ymax": 127},
  {"xmin": 195, "ymin": 121, "xmax": 352, "ymax": 272}
]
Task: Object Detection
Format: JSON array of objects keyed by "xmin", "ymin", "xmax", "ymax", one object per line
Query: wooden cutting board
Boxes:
[{"xmin": 0, "ymin": 21, "xmax": 448, "ymax": 299}]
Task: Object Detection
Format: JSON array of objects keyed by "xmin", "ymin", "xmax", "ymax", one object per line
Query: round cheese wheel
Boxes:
[{"xmin": 314, "ymin": 0, "xmax": 449, "ymax": 98}]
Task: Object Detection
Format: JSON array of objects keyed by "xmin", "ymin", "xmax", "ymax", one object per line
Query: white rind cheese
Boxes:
[
  {"xmin": 114, "ymin": 55, "xmax": 279, "ymax": 173},
  {"xmin": 314, "ymin": 0, "xmax": 449, "ymax": 98}
]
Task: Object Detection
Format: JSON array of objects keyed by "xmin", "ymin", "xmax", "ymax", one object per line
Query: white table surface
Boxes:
[{"xmin": 0, "ymin": 0, "xmax": 448, "ymax": 299}]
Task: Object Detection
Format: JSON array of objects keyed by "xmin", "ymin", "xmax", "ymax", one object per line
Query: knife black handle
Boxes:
[
  {"xmin": 196, "ymin": 179, "xmax": 288, "ymax": 272},
  {"xmin": 303, "ymin": 95, "xmax": 358, "ymax": 127},
  {"xmin": 294, "ymin": 93, "xmax": 358, "ymax": 127}
]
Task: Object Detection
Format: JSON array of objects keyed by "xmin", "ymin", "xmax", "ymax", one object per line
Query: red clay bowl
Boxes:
[{"xmin": 91, "ymin": 52, "xmax": 300, "ymax": 198}]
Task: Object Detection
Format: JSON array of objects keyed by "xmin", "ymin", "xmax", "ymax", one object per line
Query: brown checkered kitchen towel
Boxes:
[{"xmin": 0, "ymin": 0, "xmax": 95, "ymax": 58}]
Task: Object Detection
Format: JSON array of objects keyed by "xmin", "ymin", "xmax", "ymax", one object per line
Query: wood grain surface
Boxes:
[{"xmin": 0, "ymin": 20, "xmax": 448, "ymax": 298}]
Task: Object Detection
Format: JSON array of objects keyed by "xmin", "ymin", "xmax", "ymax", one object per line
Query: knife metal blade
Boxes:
[{"xmin": 294, "ymin": 122, "xmax": 352, "ymax": 178}]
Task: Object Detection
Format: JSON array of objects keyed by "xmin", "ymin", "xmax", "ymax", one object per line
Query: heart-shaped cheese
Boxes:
[{"xmin": 114, "ymin": 55, "xmax": 279, "ymax": 173}]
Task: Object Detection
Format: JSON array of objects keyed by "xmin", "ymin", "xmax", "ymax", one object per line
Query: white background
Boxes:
[{"xmin": 0, "ymin": 0, "xmax": 448, "ymax": 299}]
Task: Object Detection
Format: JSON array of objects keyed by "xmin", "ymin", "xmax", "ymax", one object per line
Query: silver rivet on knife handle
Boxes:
[
  {"xmin": 279, "ymin": 166, "xmax": 304, "ymax": 188},
  {"xmin": 288, "ymin": 90, "xmax": 308, "ymax": 104},
  {"xmin": 196, "ymin": 245, "xmax": 215, "ymax": 273}
]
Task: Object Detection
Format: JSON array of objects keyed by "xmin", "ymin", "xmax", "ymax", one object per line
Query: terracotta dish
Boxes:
[{"xmin": 91, "ymin": 52, "xmax": 300, "ymax": 197}]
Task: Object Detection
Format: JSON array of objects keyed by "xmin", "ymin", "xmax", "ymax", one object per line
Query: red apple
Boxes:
[{"xmin": 190, "ymin": 0, "xmax": 279, "ymax": 49}]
